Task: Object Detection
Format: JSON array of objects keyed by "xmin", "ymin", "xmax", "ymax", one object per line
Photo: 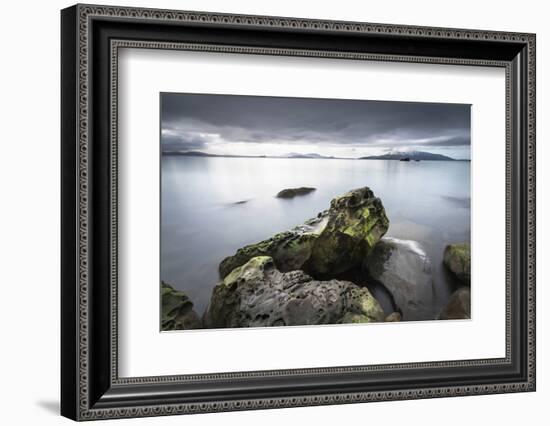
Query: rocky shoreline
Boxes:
[{"xmin": 162, "ymin": 186, "xmax": 471, "ymax": 330}]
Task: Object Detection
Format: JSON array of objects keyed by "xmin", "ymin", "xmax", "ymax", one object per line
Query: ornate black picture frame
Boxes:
[{"xmin": 61, "ymin": 4, "xmax": 536, "ymax": 421}]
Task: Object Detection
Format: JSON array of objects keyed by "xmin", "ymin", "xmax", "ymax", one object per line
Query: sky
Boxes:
[{"xmin": 160, "ymin": 93, "xmax": 471, "ymax": 160}]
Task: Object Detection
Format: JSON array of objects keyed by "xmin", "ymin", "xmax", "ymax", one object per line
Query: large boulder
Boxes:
[
  {"xmin": 364, "ymin": 237, "xmax": 434, "ymax": 321},
  {"xmin": 437, "ymin": 287, "xmax": 471, "ymax": 320},
  {"xmin": 161, "ymin": 282, "xmax": 202, "ymax": 330},
  {"xmin": 219, "ymin": 187, "xmax": 389, "ymax": 279},
  {"xmin": 305, "ymin": 187, "xmax": 389, "ymax": 276},
  {"xmin": 443, "ymin": 243, "xmax": 471, "ymax": 284},
  {"xmin": 204, "ymin": 256, "xmax": 385, "ymax": 329}
]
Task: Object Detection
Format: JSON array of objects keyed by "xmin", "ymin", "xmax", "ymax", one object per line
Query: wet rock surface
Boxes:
[{"xmin": 364, "ymin": 237, "xmax": 435, "ymax": 321}]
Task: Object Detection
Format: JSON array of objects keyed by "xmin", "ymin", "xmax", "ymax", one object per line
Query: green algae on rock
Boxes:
[
  {"xmin": 443, "ymin": 243, "xmax": 471, "ymax": 284},
  {"xmin": 205, "ymin": 256, "xmax": 385, "ymax": 329},
  {"xmin": 218, "ymin": 230, "xmax": 321, "ymax": 279},
  {"xmin": 305, "ymin": 187, "xmax": 389, "ymax": 277},
  {"xmin": 161, "ymin": 282, "xmax": 202, "ymax": 331}
]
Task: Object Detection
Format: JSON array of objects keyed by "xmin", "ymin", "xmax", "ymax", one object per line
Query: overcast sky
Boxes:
[{"xmin": 161, "ymin": 93, "xmax": 471, "ymax": 159}]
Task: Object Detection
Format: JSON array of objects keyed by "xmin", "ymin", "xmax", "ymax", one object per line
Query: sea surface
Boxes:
[{"xmin": 161, "ymin": 156, "xmax": 471, "ymax": 317}]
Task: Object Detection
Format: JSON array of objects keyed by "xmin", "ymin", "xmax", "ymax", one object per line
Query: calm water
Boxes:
[{"xmin": 161, "ymin": 157, "xmax": 471, "ymax": 316}]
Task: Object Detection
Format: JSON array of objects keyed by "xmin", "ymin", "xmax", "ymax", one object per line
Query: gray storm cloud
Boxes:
[{"xmin": 160, "ymin": 92, "xmax": 471, "ymax": 155}]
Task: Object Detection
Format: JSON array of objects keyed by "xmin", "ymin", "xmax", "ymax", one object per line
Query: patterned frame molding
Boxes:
[
  {"xmin": 61, "ymin": 4, "xmax": 536, "ymax": 421},
  {"xmin": 108, "ymin": 41, "xmax": 513, "ymax": 384}
]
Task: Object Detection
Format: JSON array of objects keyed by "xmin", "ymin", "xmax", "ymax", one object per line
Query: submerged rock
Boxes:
[
  {"xmin": 161, "ymin": 282, "xmax": 202, "ymax": 330},
  {"xmin": 438, "ymin": 287, "xmax": 471, "ymax": 320},
  {"xmin": 364, "ymin": 237, "xmax": 434, "ymax": 321},
  {"xmin": 276, "ymin": 187, "xmax": 316, "ymax": 198},
  {"xmin": 204, "ymin": 256, "xmax": 385, "ymax": 328},
  {"xmin": 443, "ymin": 243, "xmax": 471, "ymax": 284},
  {"xmin": 219, "ymin": 187, "xmax": 389, "ymax": 279}
]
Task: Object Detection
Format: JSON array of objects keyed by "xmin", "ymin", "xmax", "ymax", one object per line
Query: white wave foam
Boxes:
[{"xmin": 382, "ymin": 237, "xmax": 428, "ymax": 259}]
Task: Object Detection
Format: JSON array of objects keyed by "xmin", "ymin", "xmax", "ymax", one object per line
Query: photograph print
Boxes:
[{"xmin": 160, "ymin": 93, "xmax": 471, "ymax": 331}]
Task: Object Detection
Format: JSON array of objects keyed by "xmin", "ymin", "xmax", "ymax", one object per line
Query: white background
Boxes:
[
  {"xmin": 119, "ymin": 49, "xmax": 505, "ymax": 377},
  {"xmin": 0, "ymin": 0, "xmax": 546, "ymax": 425}
]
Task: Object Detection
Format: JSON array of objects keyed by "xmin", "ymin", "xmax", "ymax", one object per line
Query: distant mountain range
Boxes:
[
  {"xmin": 163, "ymin": 150, "xmax": 468, "ymax": 161},
  {"xmin": 359, "ymin": 151, "xmax": 459, "ymax": 161},
  {"xmin": 162, "ymin": 151, "xmax": 342, "ymax": 159},
  {"xmin": 163, "ymin": 150, "xmax": 250, "ymax": 158}
]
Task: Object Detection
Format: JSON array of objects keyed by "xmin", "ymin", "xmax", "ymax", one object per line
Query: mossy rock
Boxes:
[
  {"xmin": 219, "ymin": 231, "xmax": 319, "ymax": 278},
  {"xmin": 443, "ymin": 243, "xmax": 471, "ymax": 284},
  {"xmin": 305, "ymin": 187, "xmax": 389, "ymax": 276},
  {"xmin": 205, "ymin": 256, "xmax": 384, "ymax": 329},
  {"xmin": 161, "ymin": 282, "xmax": 202, "ymax": 331}
]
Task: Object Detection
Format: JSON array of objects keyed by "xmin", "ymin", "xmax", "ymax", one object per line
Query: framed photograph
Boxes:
[{"xmin": 61, "ymin": 4, "xmax": 536, "ymax": 421}]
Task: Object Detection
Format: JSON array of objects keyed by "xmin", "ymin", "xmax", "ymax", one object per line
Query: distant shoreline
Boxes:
[{"xmin": 162, "ymin": 151, "xmax": 470, "ymax": 162}]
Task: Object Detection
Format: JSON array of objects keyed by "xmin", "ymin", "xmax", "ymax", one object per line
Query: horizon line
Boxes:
[{"xmin": 161, "ymin": 150, "xmax": 470, "ymax": 161}]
